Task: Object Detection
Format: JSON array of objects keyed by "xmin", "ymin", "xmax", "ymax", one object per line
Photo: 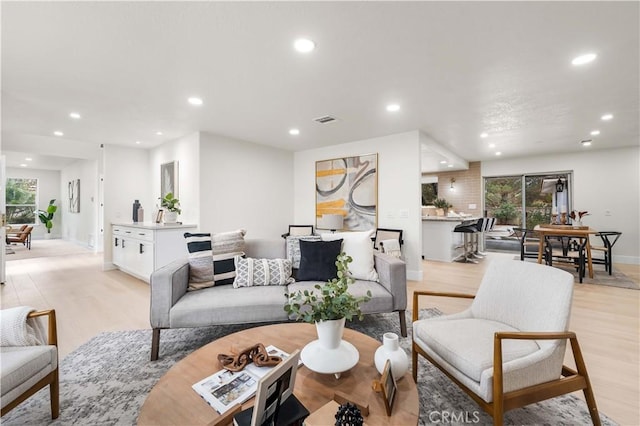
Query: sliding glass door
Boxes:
[{"xmin": 484, "ymin": 172, "xmax": 572, "ymax": 252}]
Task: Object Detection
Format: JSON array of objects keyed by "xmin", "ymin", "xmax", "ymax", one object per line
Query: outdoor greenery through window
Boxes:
[{"xmin": 6, "ymin": 178, "xmax": 38, "ymax": 225}]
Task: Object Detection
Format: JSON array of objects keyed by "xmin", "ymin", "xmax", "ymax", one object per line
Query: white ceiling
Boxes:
[{"xmin": 2, "ymin": 2, "xmax": 638, "ymax": 172}]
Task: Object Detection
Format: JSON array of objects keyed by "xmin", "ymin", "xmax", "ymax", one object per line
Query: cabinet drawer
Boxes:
[{"xmin": 114, "ymin": 226, "xmax": 154, "ymax": 242}]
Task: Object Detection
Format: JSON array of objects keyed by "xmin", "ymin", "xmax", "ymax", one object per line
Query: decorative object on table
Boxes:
[
  {"xmin": 155, "ymin": 209, "xmax": 163, "ymax": 224},
  {"xmin": 372, "ymin": 359, "xmax": 397, "ymax": 416},
  {"xmin": 560, "ymin": 212, "xmax": 567, "ymax": 224},
  {"xmin": 570, "ymin": 210, "xmax": 590, "ymax": 227},
  {"xmin": 160, "ymin": 161, "xmax": 179, "ymax": 199},
  {"xmin": 284, "ymin": 252, "xmax": 371, "ymax": 378},
  {"xmin": 217, "ymin": 343, "xmax": 282, "ymax": 372},
  {"xmin": 335, "ymin": 402, "xmax": 364, "ymax": 426},
  {"xmin": 316, "ymin": 153, "xmax": 377, "ymax": 232},
  {"xmin": 132, "ymin": 200, "xmax": 141, "ymax": 222},
  {"xmin": 68, "ymin": 179, "xmax": 80, "ymax": 213},
  {"xmin": 432, "ymin": 198, "xmax": 452, "ymax": 216},
  {"xmin": 159, "ymin": 192, "xmax": 181, "ymax": 223},
  {"xmin": 374, "ymin": 332, "xmax": 408, "ymax": 379},
  {"xmin": 36, "ymin": 199, "xmax": 57, "ymax": 234}
]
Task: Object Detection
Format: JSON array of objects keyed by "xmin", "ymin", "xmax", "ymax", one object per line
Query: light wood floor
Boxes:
[{"xmin": 1, "ymin": 246, "xmax": 638, "ymax": 425}]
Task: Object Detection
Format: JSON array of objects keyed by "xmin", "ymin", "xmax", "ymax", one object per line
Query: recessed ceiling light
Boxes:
[
  {"xmin": 53, "ymin": 131, "xmax": 64, "ymax": 136},
  {"xmin": 156, "ymin": 131, "xmax": 163, "ymax": 136},
  {"xmin": 601, "ymin": 113, "xmax": 613, "ymax": 121},
  {"xmin": 294, "ymin": 38, "xmax": 315, "ymax": 53},
  {"xmin": 590, "ymin": 130, "xmax": 600, "ymax": 136},
  {"xmin": 188, "ymin": 97, "xmax": 203, "ymax": 106},
  {"xmin": 25, "ymin": 157, "xmax": 32, "ymax": 161},
  {"xmin": 571, "ymin": 53, "xmax": 597, "ymax": 66},
  {"xmin": 447, "ymin": 164, "xmax": 453, "ymax": 168},
  {"xmin": 69, "ymin": 112, "xmax": 81, "ymax": 119},
  {"xmin": 581, "ymin": 140, "xmax": 592, "ymax": 147},
  {"xmin": 480, "ymin": 132, "xmax": 489, "ymax": 138},
  {"xmin": 495, "ymin": 152, "xmax": 502, "ymax": 156},
  {"xmin": 489, "ymin": 143, "xmax": 496, "ymax": 148},
  {"xmin": 289, "ymin": 128, "xmax": 300, "ymax": 136},
  {"xmin": 135, "ymin": 141, "xmax": 141, "ymax": 145},
  {"xmin": 439, "ymin": 160, "xmax": 447, "ymax": 164},
  {"xmin": 386, "ymin": 104, "xmax": 400, "ymax": 112},
  {"xmin": 20, "ymin": 163, "xmax": 27, "ymax": 167}
]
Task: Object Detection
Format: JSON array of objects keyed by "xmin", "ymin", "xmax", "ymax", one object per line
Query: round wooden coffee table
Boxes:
[{"xmin": 138, "ymin": 323, "xmax": 419, "ymax": 425}]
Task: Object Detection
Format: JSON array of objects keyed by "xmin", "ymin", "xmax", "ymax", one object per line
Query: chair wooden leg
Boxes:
[
  {"xmin": 411, "ymin": 343, "xmax": 418, "ymax": 382},
  {"xmin": 50, "ymin": 369, "xmax": 59, "ymax": 419},
  {"xmin": 398, "ymin": 310, "xmax": 407, "ymax": 337},
  {"xmin": 151, "ymin": 328, "xmax": 161, "ymax": 361},
  {"xmin": 570, "ymin": 337, "xmax": 601, "ymax": 426}
]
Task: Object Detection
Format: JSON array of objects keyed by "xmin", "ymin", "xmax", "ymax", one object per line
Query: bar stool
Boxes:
[{"xmin": 454, "ymin": 218, "xmax": 484, "ymax": 263}]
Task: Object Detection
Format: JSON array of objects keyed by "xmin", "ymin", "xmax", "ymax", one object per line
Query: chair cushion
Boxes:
[
  {"xmin": 414, "ymin": 318, "xmax": 540, "ymax": 382},
  {"xmin": 0, "ymin": 345, "xmax": 57, "ymax": 398}
]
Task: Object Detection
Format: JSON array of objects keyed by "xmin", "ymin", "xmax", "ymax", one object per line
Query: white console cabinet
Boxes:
[{"xmin": 112, "ymin": 223, "xmax": 197, "ymax": 283}]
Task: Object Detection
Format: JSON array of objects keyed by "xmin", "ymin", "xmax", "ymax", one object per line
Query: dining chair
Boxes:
[
  {"xmin": 6, "ymin": 226, "xmax": 33, "ymax": 250},
  {"xmin": 590, "ymin": 232, "xmax": 621, "ymax": 275},
  {"xmin": 512, "ymin": 228, "xmax": 543, "ymax": 261},
  {"xmin": 281, "ymin": 225, "xmax": 315, "ymax": 239},
  {"xmin": 372, "ymin": 228, "xmax": 403, "ymax": 252}
]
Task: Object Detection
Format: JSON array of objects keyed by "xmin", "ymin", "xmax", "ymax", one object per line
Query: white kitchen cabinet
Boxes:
[{"xmin": 112, "ymin": 223, "xmax": 197, "ymax": 282}]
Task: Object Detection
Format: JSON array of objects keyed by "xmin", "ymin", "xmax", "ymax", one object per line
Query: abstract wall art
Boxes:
[
  {"xmin": 316, "ymin": 153, "xmax": 377, "ymax": 231},
  {"xmin": 69, "ymin": 179, "xmax": 80, "ymax": 213},
  {"xmin": 160, "ymin": 161, "xmax": 179, "ymax": 199}
]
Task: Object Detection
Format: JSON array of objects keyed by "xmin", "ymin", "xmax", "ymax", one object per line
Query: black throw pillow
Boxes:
[{"xmin": 296, "ymin": 239, "xmax": 343, "ymax": 282}]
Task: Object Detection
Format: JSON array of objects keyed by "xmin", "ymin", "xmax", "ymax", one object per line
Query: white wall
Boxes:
[
  {"xmin": 293, "ymin": 131, "xmax": 423, "ymax": 280},
  {"xmin": 102, "ymin": 145, "xmax": 151, "ymax": 267},
  {"xmin": 6, "ymin": 167, "xmax": 62, "ymax": 239},
  {"xmin": 200, "ymin": 132, "xmax": 294, "ymax": 238},
  {"xmin": 482, "ymin": 146, "xmax": 640, "ymax": 264},
  {"xmin": 149, "ymin": 132, "xmax": 200, "ymax": 227},
  {"xmin": 60, "ymin": 159, "xmax": 99, "ymax": 248}
]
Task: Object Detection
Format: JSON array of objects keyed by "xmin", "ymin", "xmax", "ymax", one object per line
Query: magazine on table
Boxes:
[{"xmin": 192, "ymin": 345, "xmax": 295, "ymax": 415}]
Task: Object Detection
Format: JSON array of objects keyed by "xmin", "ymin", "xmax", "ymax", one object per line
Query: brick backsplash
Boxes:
[{"xmin": 425, "ymin": 162, "xmax": 482, "ymax": 216}]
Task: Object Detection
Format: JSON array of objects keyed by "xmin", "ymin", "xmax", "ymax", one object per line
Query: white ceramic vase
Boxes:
[
  {"xmin": 163, "ymin": 211, "xmax": 178, "ymax": 224},
  {"xmin": 315, "ymin": 317, "xmax": 346, "ymax": 350},
  {"xmin": 374, "ymin": 332, "xmax": 409, "ymax": 379}
]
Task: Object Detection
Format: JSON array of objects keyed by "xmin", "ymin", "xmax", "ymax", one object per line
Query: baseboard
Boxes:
[
  {"xmin": 103, "ymin": 262, "xmax": 117, "ymax": 271},
  {"xmin": 407, "ymin": 269, "xmax": 423, "ymax": 281}
]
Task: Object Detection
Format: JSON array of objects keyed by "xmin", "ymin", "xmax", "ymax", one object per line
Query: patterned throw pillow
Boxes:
[
  {"xmin": 212, "ymin": 229, "xmax": 246, "ymax": 285},
  {"xmin": 285, "ymin": 235, "xmax": 322, "ymax": 269},
  {"xmin": 184, "ymin": 233, "xmax": 215, "ymax": 291},
  {"xmin": 233, "ymin": 257, "xmax": 295, "ymax": 287}
]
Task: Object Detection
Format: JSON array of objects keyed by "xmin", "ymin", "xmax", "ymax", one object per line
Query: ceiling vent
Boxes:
[{"xmin": 313, "ymin": 115, "xmax": 338, "ymax": 124}]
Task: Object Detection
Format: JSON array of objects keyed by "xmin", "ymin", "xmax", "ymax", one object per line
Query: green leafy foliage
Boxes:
[
  {"xmin": 159, "ymin": 192, "xmax": 181, "ymax": 214},
  {"xmin": 284, "ymin": 252, "xmax": 372, "ymax": 323},
  {"xmin": 432, "ymin": 198, "xmax": 452, "ymax": 209},
  {"xmin": 35, "ymin": 199, "xmax": 57, "ymax": 233}
]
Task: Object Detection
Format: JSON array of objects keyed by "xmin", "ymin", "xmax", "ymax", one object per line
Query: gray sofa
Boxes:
[{"xmin": 149, "ymin": 239, "xmax": 407, "ymax": 360}]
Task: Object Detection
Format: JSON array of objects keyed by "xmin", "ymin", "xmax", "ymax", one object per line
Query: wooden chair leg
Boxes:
[
  {"xmin": 151, "ymin": 328, "xmax": 161, "ymax": 361},
  {"xmin": 570, "ymin": 337, "xmax": 601, "ymax": 426},
  {"xmin": 50, "ymin": 369, "xmax": 59, "ymax": 419},
  {"xmin": 398, "ymin": 310, "xmax": 407, "ymax": 337},
  {"xmin": 411, "ymin": 343, "xmax": 418, "ymax": 382}
]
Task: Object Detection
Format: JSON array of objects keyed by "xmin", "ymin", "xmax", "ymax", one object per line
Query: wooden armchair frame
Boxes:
[
  {"xmin": 1, "ymin": 309, "xmax": 59, "ymax": 419},
  {"xmin": 411, "ymin": 291, "xmax": 600, "ymax": 426}
]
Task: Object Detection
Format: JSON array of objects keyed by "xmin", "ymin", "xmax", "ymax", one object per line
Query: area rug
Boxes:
[
  {"xmin": 2, "ymin": 310, "xmax": 615, "ymax": 425},
  {"xmin": 514, "ymin": 256, "xmax": 639, "ymax": 290}
]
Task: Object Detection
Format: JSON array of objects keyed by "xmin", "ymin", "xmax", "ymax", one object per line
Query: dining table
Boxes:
[{"xmin": 533, "ymin": 224, "xmax": 598, "ymax": 279}]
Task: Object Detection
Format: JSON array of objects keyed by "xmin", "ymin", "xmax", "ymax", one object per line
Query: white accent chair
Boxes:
[
  {"xmin": 412, "ymin": 260, "xmax": 600, "ymax": 425},
  {"xmin": 0, "ymin": 309, "xmax": 59, "ymax": 419}
]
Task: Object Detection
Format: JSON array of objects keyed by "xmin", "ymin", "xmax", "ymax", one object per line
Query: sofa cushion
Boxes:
[
  {"xmin": 210, "ymin": 229, "xmax": 247, "ymax": 285},
  {"xmin": 212, "ymin": 229, "xmax": 246, "ymax": 254},
  {"xmin": 285, "ymin": 235, "xmax": 321, "ymax": 269},
  {"xmin": 414, "ymin": 318, "xmax": 540, "ymax": 382},
  {"xmin": 184, "ymin": 232, "xmax": 215, "ymax": 291},
  {"xmin": 233, "ymin": 256, "xmax": 295, "ymax": 287},
  {"xmin": 322, "ymin": 230, "xmax": 378, "ymax": 281},
  {"xmin": 288, "ymin": 279, "xmax": 393, "ymax": 314},
  {"xmin": 297, "ymin": 239, "xmax": 342, "ymax": 282}
]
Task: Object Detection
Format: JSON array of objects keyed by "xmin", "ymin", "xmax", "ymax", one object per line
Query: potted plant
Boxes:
[
  {"xmin": 159, "ymin": 192, "xmax": 181, "ymax": 223},
  {"xmin": 284, "ymin": 253, "xmax": 371, "ymax": 350},
  {"xmin": 36, "ymin": 199, "xmax": 57, "ymax": 236},
  {"xmin": 433, "ymin": 198, "xmax": 452, "ymax": 216}
]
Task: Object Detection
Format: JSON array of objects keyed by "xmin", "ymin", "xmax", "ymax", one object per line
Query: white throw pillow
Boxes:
[{"xmin": 321, "ymin": 230, "xmax": 378, "ymax": 282}]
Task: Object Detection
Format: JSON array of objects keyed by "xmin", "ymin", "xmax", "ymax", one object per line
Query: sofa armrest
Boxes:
[
  {"xmin": 374, "ymin": 251, "xmax": 407, "ymax": 311},
  {"xmin": 150, "ymin": 258, "xmax": 190, "ymax": 328}
]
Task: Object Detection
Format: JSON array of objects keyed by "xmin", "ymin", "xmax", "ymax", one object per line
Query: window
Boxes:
[{"xmin": 6, "ymin": 178, "xmax": 37, "ymax": 225}]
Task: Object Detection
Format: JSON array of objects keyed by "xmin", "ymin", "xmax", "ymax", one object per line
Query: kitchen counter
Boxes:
[{"xmin": 422, "ymin": 216, "xmax": 480, "ymax": 262}]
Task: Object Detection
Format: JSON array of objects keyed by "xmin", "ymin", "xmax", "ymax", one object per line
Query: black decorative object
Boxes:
[
  {"xmin": 555, "ymin": 179, "xmax": 564, "ymax": 193},
  {"xmin": 335, "ymin": 402, "xmax": 363, "ymax": 426},
  {"xmin": 133, "ymin": 200, "xmax": 141, "ymax": 222}
]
